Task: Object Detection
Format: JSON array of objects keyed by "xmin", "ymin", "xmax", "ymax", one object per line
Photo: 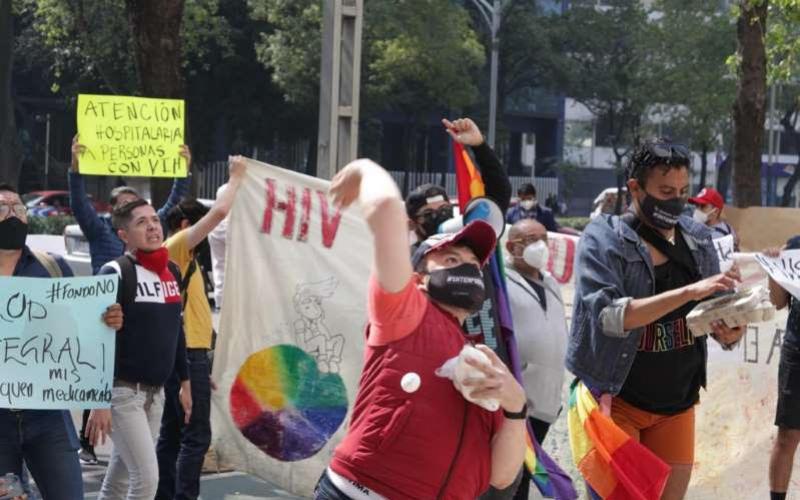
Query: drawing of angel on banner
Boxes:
[{"xmin": 293, "ymin": 277, "xmax": 345, "ymax": 373}]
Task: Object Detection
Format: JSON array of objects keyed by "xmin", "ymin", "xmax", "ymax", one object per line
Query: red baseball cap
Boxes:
[
  {"xmin": 411, "ymin": 220, "xmax": 497, "ymax": 269},
  {"xmin": 689, "ymin": 187, "xmax": 724, "ymax": 210}
]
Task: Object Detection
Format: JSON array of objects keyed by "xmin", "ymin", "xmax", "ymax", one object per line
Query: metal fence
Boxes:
[
  {"xmin": 196, "ymin": 161, "xmax": 230, "ymax": 199},
  {"xmin": 195, "ymin": 161, "xmax": 559, "ymax": 203}
]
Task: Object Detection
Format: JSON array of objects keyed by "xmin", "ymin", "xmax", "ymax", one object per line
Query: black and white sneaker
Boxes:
[{"xmin": 79, "ymin": 447, "xmax": 98, "ymax": 465}]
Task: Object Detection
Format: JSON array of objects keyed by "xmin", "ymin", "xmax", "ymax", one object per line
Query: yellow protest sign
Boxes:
[{"xmin": 76, "ymin": 94, "xmax": 187, "ymax": 178}]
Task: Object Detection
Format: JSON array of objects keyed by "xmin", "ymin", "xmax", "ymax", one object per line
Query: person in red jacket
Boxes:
[{"xmin": 314, "ymin": 159, "xmax": 526, "ymax": 500}]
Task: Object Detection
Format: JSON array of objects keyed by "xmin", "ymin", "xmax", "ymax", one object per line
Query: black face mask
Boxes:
[
  {"xmin": 0, "ymin": 217, "xmax": 28, "ymax": 250},
  {"xmin": 425, "ymin": 263, "xmax": 486, "ymax": 314},
  {"xmin": 418, "ymin": 205, "xmax": 454, "ymax": 238},
  {"xmin": 639, "ymin": 193, "xmax": 685, "ymax": 230}
]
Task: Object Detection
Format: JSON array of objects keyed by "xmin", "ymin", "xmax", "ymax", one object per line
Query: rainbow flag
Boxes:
[
  {"xmin": 452, "ymin": 139, "xmax": 576, "ymax": 499},
  {"xmin": 568, "ymin": 381, "xmax": 670, "ymax": 500},
  {"xmin": 453, "ymin": 140, "xmax": 486, "ymax": 205}
]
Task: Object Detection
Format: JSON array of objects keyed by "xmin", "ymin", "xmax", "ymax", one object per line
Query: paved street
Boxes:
[
  {"xmin": 82, "ymin": 465, "xmax": 302, "ymax": 500},
  {"xmin": 62, "ymin": 412, "xmax": 306, "ymax": 499}
]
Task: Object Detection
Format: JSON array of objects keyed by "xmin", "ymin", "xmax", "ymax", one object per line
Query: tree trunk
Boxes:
[
  {"xmin": 699, "ymin": 142, "xmax": 708, "ymax": 189},
  {"xmin": 732, "ymin": 0, "xmax": 768, "ymax": 207},
  {"xmin": 0, "ymin": 0, "xmax": 21, "ymax": 186},
  {"xmin": 125, "ymin": 0, "xmax": 186, "ymax": 206}
]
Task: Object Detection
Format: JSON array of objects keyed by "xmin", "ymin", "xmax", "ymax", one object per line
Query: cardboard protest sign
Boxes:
[
  {"xmin": 76, "ymin": 94, "xmax": 186, "ymax": 177},
  {"xmin": 211, "ymin": 159, "xmax": 373, "ymax": 496},
  {"xmin": 0, "ymin": 276, "xmax": 117, "ymax": 409},
  {"xmin": 754, "ymin": 249, "xmax": 800, "ymax": 300}
]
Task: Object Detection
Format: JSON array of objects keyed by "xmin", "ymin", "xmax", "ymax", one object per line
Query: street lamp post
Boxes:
[{"xmin": 469, "ymin": 0, "xmax": 504, "ymax": 148}]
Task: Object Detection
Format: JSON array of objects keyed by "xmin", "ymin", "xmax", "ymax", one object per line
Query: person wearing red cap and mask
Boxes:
[
  {"xmin": 688, "ymin": 187, "xmax": 739, "ymax": 250},
  {"xmin": 315, "ymin": 159, "xmax": 526, "ymax": 500}
]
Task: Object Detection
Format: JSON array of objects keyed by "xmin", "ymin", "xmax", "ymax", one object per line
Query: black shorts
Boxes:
[{"xmin": 776, "ymin": 342, "xmax": 800, "ymax": 429}]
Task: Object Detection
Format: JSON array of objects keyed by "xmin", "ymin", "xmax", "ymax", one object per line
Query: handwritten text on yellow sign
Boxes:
[{"xmin": 77, "ymin": 94, "xmax": 186, "ymax": 178}]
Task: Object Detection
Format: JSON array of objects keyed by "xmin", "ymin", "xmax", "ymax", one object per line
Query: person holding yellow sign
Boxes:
[
  {"xmin": 69, "ymin": 135, "xmax": 191, "ymax": 466},
  {"xmin": 70, "ymin": 135, "xmax": 192, "ymax": 275}
]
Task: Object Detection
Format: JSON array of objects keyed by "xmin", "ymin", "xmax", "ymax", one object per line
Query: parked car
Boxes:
[
  {"xmin": 63, "ymin": 224, "xmax": 92, "ymax": 276},
  {"xmin": 23, "ymin": 190, "xmax": 71, "ymax": 216},
  {"xmin": 22, "ymin": 190, "xmax": 112, "ymax": 217}
]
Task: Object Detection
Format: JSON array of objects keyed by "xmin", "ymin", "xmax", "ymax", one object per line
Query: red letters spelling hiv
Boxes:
[{"xmin": 261, "ymin": 178, "xmax": 343, "ymax": 248}]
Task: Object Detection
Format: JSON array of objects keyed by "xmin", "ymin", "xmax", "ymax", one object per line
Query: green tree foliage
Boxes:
[
  {"xmin": 250, "ymin": 0, "xmax": 321, "ymax": 110},
  {"xmin": 766, "ymin": 0, "xmax": 800, "ymax": 83},
  {"xmin": 12, "ymin": 0, "xmax": 296, "ymax": 166},
  {"xmin": 650, "ymin": 0, "xmax": 737, "ymax": 188},
  {"xmin": 549, "ymin": 0, "xmax": 654, "ymax": 157},
  {"xmin": 765, "ymin": 1, "xmax": 800, "ymax": 205},
  {"xmin": 23, "ymin": 0, "xmax": 136, "ymax": 95},
  {"xmin": 362, "ymin": 1, "xmax": 484, "ymax": 113},
  {"xmin": 22, "ymin": 0, "xmax": 231, "ymax": 96},
  {"xmin": 517, "ymin": 0, "xmax": 741, "ymax": 198},
  {"xmin": 250, "ymin": 0, "xmax": 485, "ymax": 115},
  {"xmin": 535, "ymin": 0, "xmax": 655, "ymax": 211},
  {"xmin": 495, "ymin": 1, "xmax": 564, "ymax": 108}
]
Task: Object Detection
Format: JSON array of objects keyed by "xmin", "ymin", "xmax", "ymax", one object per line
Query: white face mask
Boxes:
[
  {"xmin": 504, "ymin": 247, "xmax": 516, "ymax": 267},
  {"xmin": 692, "ymin": 208, "xmax": 710, "ymax": 225},
  {"xmin": 520, "ymin": 199, "xmax": 536, "ymax": 211},
  {"xmin": 522, "ymin": 240, "xmax": 549, "ymax": 270}
]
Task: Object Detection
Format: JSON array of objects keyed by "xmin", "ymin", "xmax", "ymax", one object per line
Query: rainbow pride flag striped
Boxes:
[
  {"xmin": 567, "ymin": 381, "xmax": 670, "ymax": 500},
  {"xmin": 453, "ymin": 140, "xmax": 485, "ymax": 204},
  {"xmin": 452, "ymin": 139, "xmax": 576, "ymax": 499}
]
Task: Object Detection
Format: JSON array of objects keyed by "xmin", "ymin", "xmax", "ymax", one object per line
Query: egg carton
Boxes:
[{"xmin": 686, "ymin": 286, "xmax": 776, "ymax": 337}]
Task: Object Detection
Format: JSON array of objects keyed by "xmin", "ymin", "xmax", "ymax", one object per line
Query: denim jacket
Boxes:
[{"xmin": 566, "ymin": 213, "xmax": 720, "ymax": 394}]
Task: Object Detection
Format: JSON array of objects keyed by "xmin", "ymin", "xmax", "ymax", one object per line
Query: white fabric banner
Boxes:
[
  {"xmin": 210, "ymin": 159, "xmax": 372, "ymax": 496},
  {"xmin": 546, "ymin": 232, "xmax": 580, "ymax": 287}
]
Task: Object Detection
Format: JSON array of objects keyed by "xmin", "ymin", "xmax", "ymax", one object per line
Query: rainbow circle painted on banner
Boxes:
[{"xmin": 230, "ymin": 345, "xmax": 348, "ymax": 462}]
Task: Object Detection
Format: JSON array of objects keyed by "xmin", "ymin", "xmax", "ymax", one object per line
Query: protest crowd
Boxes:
[{"xmin": 1, "ymin": 107, "xmax": 800, "ymax": 500}]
